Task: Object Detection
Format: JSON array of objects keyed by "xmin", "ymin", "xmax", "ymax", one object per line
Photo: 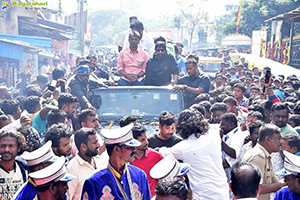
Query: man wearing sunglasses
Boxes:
[
  {"xmin": 81, "ymin": 123, "xmax": 151, "ymax": 200},
  {"xmin": 145, "ymin": 41, "xmax": 179, "ymax": 86}
]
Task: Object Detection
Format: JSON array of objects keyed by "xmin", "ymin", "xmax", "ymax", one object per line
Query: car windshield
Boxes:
[
  {"xmin": 200, "ymin": 62, "xmax": 221, "ymax": 72},
  {"xmin": 93, "ymin": 87, "xmax": 183, "ymax": 121}
]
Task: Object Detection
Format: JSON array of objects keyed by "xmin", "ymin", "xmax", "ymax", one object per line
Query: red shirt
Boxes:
[{"xmin": 131, "ymin": 148, "xmax": 163, "ymax": 197}]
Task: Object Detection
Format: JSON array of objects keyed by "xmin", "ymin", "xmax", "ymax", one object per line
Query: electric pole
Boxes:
[{"xmin": 80, "ymin": 0, "xmax": 84, "ymax": 56}]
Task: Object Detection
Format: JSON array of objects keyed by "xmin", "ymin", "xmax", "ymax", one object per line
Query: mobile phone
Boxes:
[
  {"xmin": 48, "ymin": 80, "xmax": 57, "ymax": 91},
  {"xmin": 60, "ymin": 82, "xmax": 65, "ymax": 92},
  {"xmin": 265, "ymin": 69, "xmax": 271, "ymax": 84}
]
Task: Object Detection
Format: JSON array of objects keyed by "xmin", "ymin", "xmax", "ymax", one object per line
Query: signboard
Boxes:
[
  {"xmin": 220, "ymin": 34, "xmax": 252, "ymax": 46},
  {"xmin": 84, "ymin": 22, "xmax": 92, "ymax": 42},
  {"xmin": 51, "ymin": 39, "xmax": 68, "ymax": 53},
  {"xmin": 275, "ymin": 20, "xmax": 283, "ymax": 41},
  {"xmin": 252, "ymin": 30, "xmax": 267, "ymax": 57}
]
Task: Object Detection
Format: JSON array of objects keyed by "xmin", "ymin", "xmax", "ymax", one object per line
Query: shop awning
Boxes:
[
  {"xmin": 0, "ymin": 34, "xmax": 51, "ymax": 49},
  {"xmin": 265, "ymin": 7, "xmax": 300, "ymax": 23},
  {"xmin": 220, "ymin": 34, "xmax": 252, "ymax": 46},
  {"xmin": 18, "ymin": 16, "xmax": 75, "ymax": 41},
  {"xmin": 0, "ymin": 39, "xmax": 39, "ymax": 60}
]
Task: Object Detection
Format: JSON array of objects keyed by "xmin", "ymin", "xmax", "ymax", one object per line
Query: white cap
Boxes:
[
  {"xmin": 29, "ymin": 157, "xmax": 75, "ymax": 187},
  {"xmin": 150, "ymin": 154, "xmax": 190, "ymax": 179},
  {"xmin": 101, "ymin": 123, "xmax": 141, "ymax": 147},
  {"xmin": 277, "ymin": 150, "xmax": 300, "ymax": 176},
  {"xmin": 21, "ymin": 141, "xmax": 57, "ymax": 167}
]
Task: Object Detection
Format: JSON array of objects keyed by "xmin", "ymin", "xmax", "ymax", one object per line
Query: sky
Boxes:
[{"xmin": 49, "ymin": 0, "xmax": 240, "ymax": 21}]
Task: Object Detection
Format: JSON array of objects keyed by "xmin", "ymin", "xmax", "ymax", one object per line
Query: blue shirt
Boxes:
[
  {"xmin": 32, "ymin": 112, "xmax": 47, "ymax": 139},
  {"xmin": 14, "ymin": 178, "xmax": 67, "ymax": 200},
  {"xmin": 176, "ymin": 55, "xmax": 187, "ymax": 75},
  {"xmin": 14, "ymin": 179, "xmax": 36, "ymax": 200},
  {"xmin": 178, "ymin": 72, "xmax": 211, "ymax": 109},
  {"xmin": 275, "ymin": 187, "xmax": 300, "ymax": 200},
  {"xmin": 95, "ymin": 66, "xmax": 110, "ymax": 80},
  {"xmin": 274, "ymin": 89, "xmax": 284, "ymax": 101},
  {"xmin": 81, "ymin": 163, "xmax": 151, "ymax": 200}
]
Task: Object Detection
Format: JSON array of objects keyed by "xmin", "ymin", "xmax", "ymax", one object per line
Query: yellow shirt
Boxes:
[{"xmin": 242, "ymin": 143, "xmax": 278, "ymax": 200}]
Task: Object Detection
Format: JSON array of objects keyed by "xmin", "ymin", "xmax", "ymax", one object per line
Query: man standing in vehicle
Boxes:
[
  {"xmin": 117, "ymin": 30, "xmax": 148, "ymax": 86},
  {"xmin": 173, "ymin": 58, "xmax": 211, "ymax": 109},
  {"xmin": 144, "ymin": 41, "xmax": 179, "ymax": 86}
]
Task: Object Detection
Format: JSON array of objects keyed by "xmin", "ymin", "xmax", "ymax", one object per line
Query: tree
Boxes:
[
  {"xmin": 213, "ymin": 14, "xmax": 236, "ymax": 45},
  {"xmin": 173, "ymin": 15, "xmax": 184, "ymax": 41},
  {"xmin": 177, "ymin": 1, "xmax": 209, "ymax": 48},
  {"xmin": 214, "ymin": 0, "xmax": 300, "ymax": 40}
]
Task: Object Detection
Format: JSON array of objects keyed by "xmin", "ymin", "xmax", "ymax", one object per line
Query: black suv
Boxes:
[{"xmin": 91, "ymin": 86, "xmax": 184, "ymax": 134}]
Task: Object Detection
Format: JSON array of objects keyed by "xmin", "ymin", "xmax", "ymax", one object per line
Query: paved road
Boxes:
[{"xmin": 230, "ymin": 53, "xmax": 300, "ymax": 77}]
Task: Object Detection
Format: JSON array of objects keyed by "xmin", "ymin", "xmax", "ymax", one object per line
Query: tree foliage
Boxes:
[{"xmin": 214, "ymin": 0, "xmax": 300, "ymax": 41}]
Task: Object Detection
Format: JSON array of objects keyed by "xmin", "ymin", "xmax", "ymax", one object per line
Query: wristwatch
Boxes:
[
  {"xmin": 184, "ymin": 85, "xmax": 187, "ymax": 90},
  {"xmin": 137, "ymin": 74, "xmax": 140, "ymax": 78}
]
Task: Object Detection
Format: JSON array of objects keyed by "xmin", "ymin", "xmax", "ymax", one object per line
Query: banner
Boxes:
[
  {"xmin": 236, "ymin": 0, "xmax": 242, "ymax": 32},
  {"xmin": 51, "ymin": 39, "xmax": 68, "ymax": 53}
]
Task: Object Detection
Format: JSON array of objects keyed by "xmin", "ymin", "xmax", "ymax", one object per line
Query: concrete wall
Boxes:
[{"xmin": 0, "ymin": 0, "xmax": 37, "ymax": 35}]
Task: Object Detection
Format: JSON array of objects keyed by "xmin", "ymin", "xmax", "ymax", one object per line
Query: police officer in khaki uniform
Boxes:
[{"xmin": 243, "ymin": 124, "xmax": 286, "ymax": 200}]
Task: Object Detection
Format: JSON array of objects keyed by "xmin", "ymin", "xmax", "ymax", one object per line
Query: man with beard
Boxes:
[
  {"xmin": 81, "ymin": 123, "xmax": 151, "ymax": 200},
  {"xmin": 220, "ymin": 113, "xmax": 247, "ymax": 183},
  {"xmin": 144, "ymin": 41, "xmax": 179, "ymax": 86},
  {"xmin": 79, "ymin": 109, "xmax": 99, "ymax": 132},
  {"xmin": 117, "ymin": 30, "xmax": 148, "ymax": 86},
  {"xmin": 78, "ymin": 109, "xmax": 108, "ymax": 163},
  {"xmin": 68, "ymin": 65, "xmax": 95, "ymax": 110},
  {"xmin": 44, "ymin": 124, "xmax": 72, "ymax": 157},
  {"xmin": 271, "ymin": 102, "xmax": 298, "ymax": 136},
  {"xmin": 148, "ymin": 111, "xmax": 182, "ymax": 149},
  {"xmin": 173, "ymin": 58, "xmax": 211, "ymax": 109},
  {"xmin": 242, "ymin": 124, "xmax": 286, "ymax": 200},
  {"xmin": 0, "ymin": 130, "xmax": 27, "ymax": 200},
  {"xmin": 67, "ymin": 128, "xmax": 107, "ymax": 200},
  {"xmin": 58, "ymin": 93, "xmax": 78, "ymax": 132},
  {"xmin": 130, "ymin": 124, "xmax": 163, "ymax": 197}
]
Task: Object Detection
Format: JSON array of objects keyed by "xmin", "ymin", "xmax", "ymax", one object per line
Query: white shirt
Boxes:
[
  {"xmin": 118, "ymin": 29, "xmax": 131, "ymax": 47},
  {"xmin": 238, "ymin": 141, "xmax": 253, "ymax": 162},
  {"xmin": 159, "ymin": 130, "xmax": 229, "ymax": 200},
  {"xmin": 0, "ymin": 163, "xmax": 26, "ymax": 200},
  {"xmin": 223, "ymin": 127, "xmax": 247, "ymax": 183},
  {"xmin": 66, "ymin": 152, "xmax": 108, "ymax": 200},
  {"xmin": 123, "ymin": 30, "xmax": 155, "ymax": 58}
]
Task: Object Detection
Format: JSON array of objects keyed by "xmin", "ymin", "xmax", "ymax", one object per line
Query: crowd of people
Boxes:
[{"xmin": 0, "ymin": 16, "xmax": 300, "ymax": 200}]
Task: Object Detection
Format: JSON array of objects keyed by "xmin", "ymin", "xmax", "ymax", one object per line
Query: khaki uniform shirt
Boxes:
[{"xmin": 242, "ymin": 144, "xmax": 278, "ymax": 200}]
